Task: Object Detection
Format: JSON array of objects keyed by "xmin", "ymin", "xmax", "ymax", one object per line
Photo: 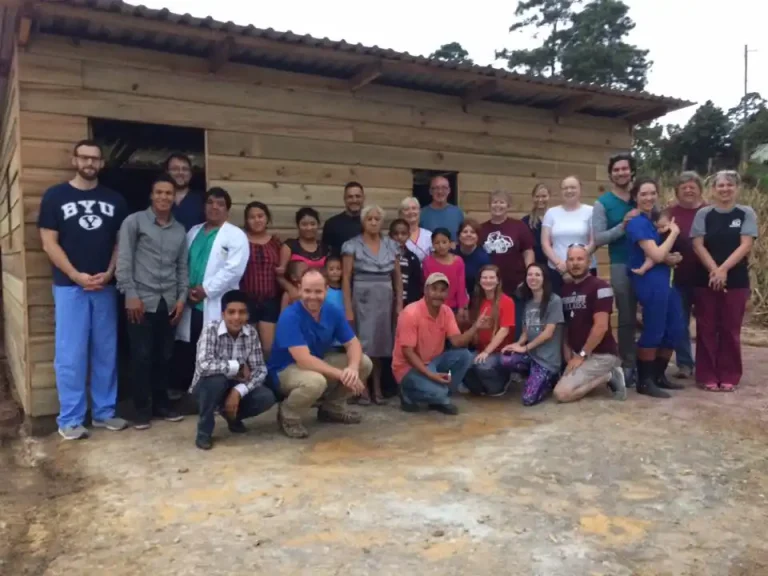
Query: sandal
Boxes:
[
  {"xmin": 372, "ymin": 395, "xmax": 388, "ymax": 405},
  {"xmin": 719, "ymin": 382, "xmax": 736, "ymax": 392},
  {"xmin": 702, "ymin": 382, "xmax": 719, "ymax": 392}
]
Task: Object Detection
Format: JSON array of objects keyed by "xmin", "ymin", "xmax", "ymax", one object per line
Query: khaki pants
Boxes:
[
  {"xmin": 554, "ymin": 354, "xmax": 620, "ymax": 403},
  {"xmin": 277, "ymin": 353, "xmax": 373, "ymax": 422}
]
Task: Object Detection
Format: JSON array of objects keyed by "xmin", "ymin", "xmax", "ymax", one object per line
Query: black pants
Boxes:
[
  {"xmin": 194, "ymin": 375, "xmax": 276, "ymax": 440},
  {"xmin": 171, "ymin": 308, "xmax": 205, "ymax": 393},
  {"xmin": 126, "ymin": 298, "xmax": 174, "ymax": 423}
]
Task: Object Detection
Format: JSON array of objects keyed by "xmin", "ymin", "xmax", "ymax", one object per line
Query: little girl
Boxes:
[
  {"xmin": 324, "ymin": 256, "xmax": 345, "ymax": 312},
  {"xmin": 389, "ymin": 218, "xmax": 423, "ymax": 306},
  {"xmin": 422, "ymin": 227, "xmax": 469, "ymax": 322},
  {"xmin": 280, "ymin": 260, "xmax": 307, "ymax": 311}
]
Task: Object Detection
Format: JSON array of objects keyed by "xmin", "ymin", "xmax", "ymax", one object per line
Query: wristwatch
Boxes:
[{"xmin": 578, "ymin": 350, "xmax": 588, "ymax": 359}]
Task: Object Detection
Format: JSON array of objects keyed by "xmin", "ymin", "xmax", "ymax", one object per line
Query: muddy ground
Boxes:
[{"xmin": 2, "ymin": 348, "xmax": 768, "ymax": 576}]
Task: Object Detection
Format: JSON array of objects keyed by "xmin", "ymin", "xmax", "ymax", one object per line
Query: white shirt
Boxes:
[
  {"xmin": 542, "ymin": 204, "xmax": 598, "ymax": 269},
  {"xmin": 406, "ymin": 227, "xmax": 433, "ymax": 262}
]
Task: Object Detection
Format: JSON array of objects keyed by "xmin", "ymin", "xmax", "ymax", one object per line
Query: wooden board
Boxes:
[
  {"xmin": 25, "ymin": 250, "xmax": 51, "ymax": 279},
  {"xmin": 30, "ymin": 361, "xmax": 55, "ymax": 390},
  {"xmin": 28, "ymin": 304, "xmax": 54, "ymax": 336},
  {"xmin": 20, "ymin": 112, "xmax": 88, "ymax": 143},
  {"xmin": 29, "ymin": 387, "xmax": 59, "ymax": 418},
  {"xmin": 28, "ymin": 335, "xmax": 54, "ymax": 364},
  {"xmin": 20, "ymin": 139, "xmax": 72, "ymax": 170},
  {"xmin": 21, "ymin": 168, "xmax": 72, "ymax": 197}
]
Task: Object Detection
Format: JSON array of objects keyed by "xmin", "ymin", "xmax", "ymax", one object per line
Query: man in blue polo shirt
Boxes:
[{"xmin": 268, "ymin": 268, "xmax": 372, "ymax": 439}]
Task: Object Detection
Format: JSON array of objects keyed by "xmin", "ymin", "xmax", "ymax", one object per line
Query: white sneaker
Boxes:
[
  {"xmin": 92, "ymin": 417, "xmax": 129, "ymax": 431},
  {"xmin": 608, "ymin": 367, "xmax": 627, "ymax": 401},
  {"xmin": 58, "ymin": 425, "xmax": 89, "ymax": 440}
]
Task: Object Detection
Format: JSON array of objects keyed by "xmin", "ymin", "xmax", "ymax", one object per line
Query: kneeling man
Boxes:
[
  {"xmin": 392, "ymin": 273, "xmax": 490, "ymax": 415},
  {"xmin": 556, "ymin": 245, "xmax": 626, "ymax": 403},
  {"xmin": 268, "ymin": 268, "xmax": 370, "ymax": 438},
  {"xmin": 190, "ymin": 290, "xmax": 276, "ymax": 450}
]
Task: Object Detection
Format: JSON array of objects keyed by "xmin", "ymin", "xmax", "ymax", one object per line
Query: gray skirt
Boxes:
[{"xmin": 353, "ymin": 273, "xmax": 393, "ymax": 358}]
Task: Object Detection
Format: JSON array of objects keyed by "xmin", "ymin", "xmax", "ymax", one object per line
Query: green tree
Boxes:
[
  {"xmin": 496, "ymin": 0, "xmax": 578, "ymax": 76},
  {"xmin": 633, "ymin": 122, "xmax": 665, "ymax": 175},
  {"xmin": 496, "ymin": 0, "xmax": 651, "ymax": 90},
  {"xmin": 728, "ymin": 92, "xmax": 768, "ymax": 161},
  {"xmin": 429, "ymin": 42, "xmax": 474, "ymax": 64},
  {"xmin": 663, "ymin": 101, "xmax": 735, "ymax": 174}
]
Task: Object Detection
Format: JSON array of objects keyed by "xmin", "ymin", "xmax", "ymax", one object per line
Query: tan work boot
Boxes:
[{"xmin": 278, "ymin": 407, "xmax": 309, "ymax": 439}]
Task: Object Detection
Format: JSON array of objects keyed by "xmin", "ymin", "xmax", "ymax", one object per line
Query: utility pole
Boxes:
[{"xmin": 741, "ymin": 44, "xmax": 758, "ymax": 170}]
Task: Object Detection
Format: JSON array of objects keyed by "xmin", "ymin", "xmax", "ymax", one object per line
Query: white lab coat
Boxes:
[{"xmin": 175, "ymin": 221, "xmax": 249, "ymax": 342}]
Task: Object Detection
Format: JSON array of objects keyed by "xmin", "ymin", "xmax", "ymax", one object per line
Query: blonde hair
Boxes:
[
  {"xmin": 360, "ymin": 204, "xmax": 385, "ymax": 223},
  {"xmin": 398, "ymin": 196, "xmax": 420, "ymax": 213},
  {"xmin": 528, "ymin": 183, "xmax": 551, "ymax": 228},
  {"xmin": 489, "ymin": 189, "xmax": 512, "ymax": 206}
]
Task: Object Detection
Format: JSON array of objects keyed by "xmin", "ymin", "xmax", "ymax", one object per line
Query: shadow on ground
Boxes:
[{"xmin": 3, "ymin": 347, "xmax": 768, "ymax": 575}]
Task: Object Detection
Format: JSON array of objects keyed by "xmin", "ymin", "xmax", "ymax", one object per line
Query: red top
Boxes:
[
  {"xmin": 392, "ymin": 299, "xmax": 461, "ymax": 382},
  {"xmin": 479, "ymin": 218, "xmax": 535, "ymax": 297},
  {"xmin": 240, "ymin": 236, "xmax": 282, "ymax": 301},
  {"xmin": 561, "ymin": 275, "xmax": 617, "ymax": 356},
  {"xmin": 475, "ymin": 294, "xmax": 516, "ymax": 351},
  {"xmin": 422, "ymin": 254, "xmax": 469, "ymax": 309},
  {"xmin": 667, "ymin": 204, "xmax": 705, "ymax": 289}
]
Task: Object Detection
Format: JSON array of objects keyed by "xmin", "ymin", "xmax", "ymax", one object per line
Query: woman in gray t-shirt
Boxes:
[{"xmin": 501, "ymin": 263, "xmax": 564, "ymax": 405}]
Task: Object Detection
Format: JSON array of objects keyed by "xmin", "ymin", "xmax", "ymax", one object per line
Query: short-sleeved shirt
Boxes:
[
  {"xmin": 521, "ymin": 215, "xmax": 546, "ymax": 265},
  {"xmin": 406, "ymin": 228, "xmax": 433, "ymax": 261},
  {"xmin": 479, "ymin": 218, "xmax": 535, "ymax": 296},
  {"xmin": 690, "ymin": 204, "xmax": 758, "ymax": 290},
  {"xmin": 37, "ymin": 182, "xmax": 128, "ymax": 286},
  {"xmin": 240, "ymin": 236, "xmax": 282, "ymax": 302},
  {"xmin": 667, "ymin": 204, "xmax": 705, "ymax": 289},
  {"xmin": 420, "ymin": 204, "xmax": 465, "ymax": 241},
  {"xmin": 322, "ymin": 212, "xmax": 362, "ymax": 258},
  {"xmin": 542, "ymin": 204, "xmax": 598, "ymax": 269},
  {"xmin": 285, "ymin": 238, "xmax": 327, "ymax": 268},
  {"xmin": 268, "ymin": 301, "xmax": 356, "ymax": 383},
  {"xmin": 341, "ymin": 235, "xmax": 398, "ymax": 275},
  {"xmin": 626, "ymin": 214, "xmax": 671, "ymax": 290},
  {"xmin": 475, "ymin": 293, "xmax": 516, "ymax": 351},
  {"xmin": 392, "ymin": 299, "xmax": 461, "ymax": 382},
  {"xmin": 561, "ymin": 275, "xmax": 617, "ymax": 356},
  {"xmin": 596, "ymin": 191, "xmax": 634, "ymax": 265},
  {"xmin": 523, "ymin": 295, "xmax": 564, "ymax": 373},
  {"xmin": 454, "ymin": 246, "xmax": 491, "ymax": 297},
  {"xmin": 421, "ymin": 255, "xmax": 468, "ymax": 309}
]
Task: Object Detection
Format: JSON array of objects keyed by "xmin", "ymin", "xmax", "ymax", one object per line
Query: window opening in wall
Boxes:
[{"xmin": 412, "ymin": 169, "xmax": 458, "ymax": 208}]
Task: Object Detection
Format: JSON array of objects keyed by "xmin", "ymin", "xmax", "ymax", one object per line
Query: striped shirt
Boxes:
[
  {"xmin": 190, "ymin": 321, "xmax": 267, "ymax": 396},
  {"xmin": 240, "ymin": 236, "xmax": 282, "ymax": 301}
]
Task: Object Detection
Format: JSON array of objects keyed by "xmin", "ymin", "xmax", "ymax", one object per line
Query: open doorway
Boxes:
[
  {"xmin": 89, "ymin": 119, "xmax": 205, "ymax": 406},
  {"xmin": 412, "ymin": 169, "xmax": 459, "ymax": 207}
]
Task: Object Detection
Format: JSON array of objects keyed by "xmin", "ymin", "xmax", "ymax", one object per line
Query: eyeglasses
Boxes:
[
  {"xmin": 75, "ymin": 154, "xmax": 101, "ymax": 162},
  {"xmin": 568, "ymin": 243, "xmax": 586, "ymax": 248}
]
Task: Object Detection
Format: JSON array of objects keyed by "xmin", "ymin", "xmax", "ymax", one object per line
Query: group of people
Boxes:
[{"xmin": 38, "ymin": 141, "xmax": 757, "ymax": 450}]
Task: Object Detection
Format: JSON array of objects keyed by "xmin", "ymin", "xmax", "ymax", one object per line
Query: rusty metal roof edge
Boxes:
[{"xmin": 40, "ymin": 0, "xmax": 693, "ymax": 113}]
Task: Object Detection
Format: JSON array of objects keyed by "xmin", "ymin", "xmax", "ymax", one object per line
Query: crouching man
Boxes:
[
  {"xmin": 556, "ymin": 245, "xmax": 626, "ymax": 403},
  {"xmin": 190, "ymin": 290, "xmax": 276, "ymax": 450},
  {"xmin": 268, "ymin": 268, "xmax": 371, "ymax": 439},
  {"xmin": 392, "ymin": 273, "xmax": 491, "ymax": 415}
]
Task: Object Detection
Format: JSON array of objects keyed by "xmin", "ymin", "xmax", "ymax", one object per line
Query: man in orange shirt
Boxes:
[{"xmin": 392, "ymin": 272, "xmax": 490, "ymax": 415}]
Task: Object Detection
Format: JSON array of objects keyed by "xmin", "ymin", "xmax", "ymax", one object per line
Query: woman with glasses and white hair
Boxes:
[
  {"xmin": 398, "ymin": 197, "xmax": 433, "ymax": 261},
  {"xmin": 540, "ymin": 176, "xmax": 597, "ymax": 295},
  {"xmin": 667, "ymin": 171, "xmax": 706, "ymax": 379},
  {"xmin": 342, "ymin": 205, "xmax": 403, "ymax": 404},
  {"xmin": 691, "ymin": 171, "xmax": 758, "ymax": 392}
]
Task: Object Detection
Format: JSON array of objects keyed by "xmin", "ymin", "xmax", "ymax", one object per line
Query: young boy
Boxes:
[
  {"xmin": 630, "ymin": 210, "xmax": 682, "ymax": 285},
  {"xmin": 324, "ymin": 256, "xmax": 344, "ymax": 312},
  {"xmin": 189, "ymin": 290, "xmax": 276, "ymax": 450},
  {"xmin": 389, "ymin": 218, "xmax": 423, "ymax": 306}
]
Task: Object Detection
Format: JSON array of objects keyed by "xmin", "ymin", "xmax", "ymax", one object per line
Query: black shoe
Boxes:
[
  {"xmin": 400, "ymin": 400, "xmax": 420, "ymax": 413},
  {"xmin": 195, "ymin": 436, "xmax": 213, "ymax": 450},
  {"xmin": 623, "ymin": 367, "xmax": 637, "ymax": 389},
  {"xmin": 154, "ymin": 408, "xmax": 184, "ymax": 422},
  {"xmin": 654, "ymin": 358, "xmax": 684, "ymax": 390},
  {"xmin": 429, "ymin": 403, "xmax": 459, "ymax": 415},
  {"xmin": 636, "ymin": 360, "xmax": 670, "ymax": 399},
  {"xmin": 227, "ymin": 419, "xmax": 247, "ymax": 434}
]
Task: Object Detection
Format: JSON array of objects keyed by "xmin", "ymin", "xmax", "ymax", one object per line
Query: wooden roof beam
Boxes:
[
  {"xmin": 208, "ymin": 36, "xmax": 235, "ymax": 73},
  {"xmin": 555, "ymin": 94, "xmax": 593, "ymax": 117},
  {"xmin": 623, "ymin": 105, "xmax": 669, "ymax": 125},
  {"xmin": 461, "ymin": 79, "xmax": 499, "ymax": 109},
  {"xmin": 348, "ymin": 61, "xmax": 383, "ymax": 92},
  {"xmin": 18, "ymin": 15, "xmax": 32, "ymax": 47}
]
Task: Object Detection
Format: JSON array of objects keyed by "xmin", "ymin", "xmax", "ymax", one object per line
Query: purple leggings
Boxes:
[{"xmin": 501, "ymin": 352, "xmax": 559, "ymax": 406}]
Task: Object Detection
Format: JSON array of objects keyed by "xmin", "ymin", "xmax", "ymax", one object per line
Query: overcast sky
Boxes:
[{"xmin": 142, "ymin": 0, "xmax": 767, "ymax": 127}]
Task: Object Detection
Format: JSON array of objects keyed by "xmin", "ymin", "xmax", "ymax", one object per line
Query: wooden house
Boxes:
[{"xmin": 0, "ymin": 0, "xmax": 689, "ymax": 423}]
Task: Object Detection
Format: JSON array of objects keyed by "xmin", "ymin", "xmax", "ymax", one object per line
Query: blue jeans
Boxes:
[
  {"xmin": 465, "ymin": 353, "xmax": 509, "ymax": 396},
  {"xmin": 675, "ymin": 286, "xmax": 694, "ymax": 369},
  {"xmin": 194, "ymin": 375, "xmax": 276, "ymax": 440},
  {"xmin": 400, "ymin": 348, "xmax": 474, "ymax": 406},
  {"xmin": 53, "ymin": 285, "xmax": 118, "ymax": 429}
]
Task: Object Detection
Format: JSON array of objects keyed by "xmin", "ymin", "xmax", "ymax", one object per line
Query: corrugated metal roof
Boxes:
[{"xmin": 28, "ymin": 0, "xmax": 690, "ymax": 120}]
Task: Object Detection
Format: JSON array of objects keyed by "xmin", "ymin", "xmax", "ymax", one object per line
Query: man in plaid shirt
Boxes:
[{"xmin": 190, "ymin": 289, "xmax": 276, "ymax": 450}]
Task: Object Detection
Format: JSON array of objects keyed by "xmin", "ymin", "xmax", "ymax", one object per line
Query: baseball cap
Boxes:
[{"xmin": 424, "ymin": 272, "xmax": 450, "ymax": 288}]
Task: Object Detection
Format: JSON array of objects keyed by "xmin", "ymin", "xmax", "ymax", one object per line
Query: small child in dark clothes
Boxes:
[
  {"xmin": 631, "ymin": 209, "xmax": 683, "ymax": 284},
  {"xmin": 389, "ymin": 218, "xmax": 423, "ymax": 306}
]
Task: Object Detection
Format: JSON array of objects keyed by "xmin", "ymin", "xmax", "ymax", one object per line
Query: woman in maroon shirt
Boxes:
[
  {"xmin": 666, "ymin": 172, "xmax": 705, "ymax": 379},
  {"xmin": 240, "ymin": 201, "xmax": 290, "ymax": 357}
]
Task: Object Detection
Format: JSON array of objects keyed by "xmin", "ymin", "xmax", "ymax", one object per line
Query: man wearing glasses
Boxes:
[
  {"xmin": 166, "ymin": 153, "xmax": 205, "ymax": 232},
  {"xmin": 419, "ymin": 175, "xmax": 464, "ymax": 242},
  {"xmin": 38, "ymin": 139, "xmax": 129, "ymax": 440}
]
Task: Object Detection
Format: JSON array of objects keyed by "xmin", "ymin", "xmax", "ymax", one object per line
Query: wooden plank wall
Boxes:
[
  {"xmin": 16, "ymin": 35, "xmax": 629, "ymax": 414},
  {"xmin": 0, "ymin": 47, "xmax": 30, "ymax": 413}
]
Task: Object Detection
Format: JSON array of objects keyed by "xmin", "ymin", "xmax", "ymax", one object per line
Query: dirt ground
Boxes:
[{"xmin": 3, "ymin": 348, "xmax": 768, "ymax": 576}]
